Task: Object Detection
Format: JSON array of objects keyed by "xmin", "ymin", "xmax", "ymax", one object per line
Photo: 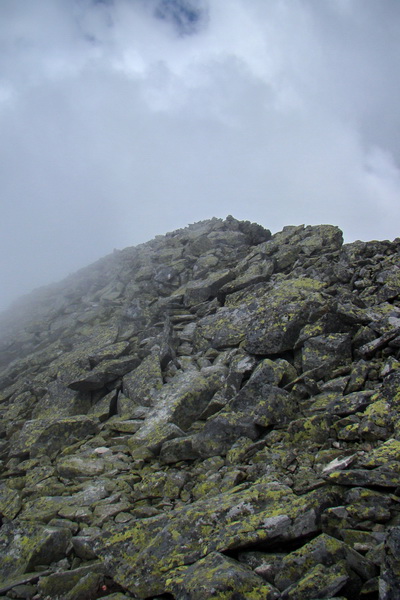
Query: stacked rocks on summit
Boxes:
[{"xmin": 0, "ymin": 216, "xmax": 400, "ymax": 599}]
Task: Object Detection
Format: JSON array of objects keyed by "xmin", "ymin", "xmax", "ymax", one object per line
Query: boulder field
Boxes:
[{"xmin": 0, "ymin": 216, "xmax": 400, "ymax": 600}]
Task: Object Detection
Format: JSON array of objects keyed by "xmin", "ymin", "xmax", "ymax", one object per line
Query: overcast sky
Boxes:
[{"xmin": 1, "ymin": 0, "xmax": 400, "ymax": 311}]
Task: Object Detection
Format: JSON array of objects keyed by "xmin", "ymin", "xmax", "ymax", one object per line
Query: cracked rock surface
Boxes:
[{"xmin": 1, "ymin": 216, "xmax": 400, "ymax": 599}]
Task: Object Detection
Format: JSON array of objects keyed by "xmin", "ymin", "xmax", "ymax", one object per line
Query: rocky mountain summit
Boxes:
[{"xmin": 1, "ymin": 216, "xmax": 400, "ymax": 600}]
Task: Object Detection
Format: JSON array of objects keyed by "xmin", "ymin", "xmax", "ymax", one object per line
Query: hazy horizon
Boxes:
[{"xmin": 1, "ymin": 0, "xmax": 400, "ymax": 311}]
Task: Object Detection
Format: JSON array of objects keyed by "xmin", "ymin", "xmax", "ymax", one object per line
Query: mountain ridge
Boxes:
[{"xmin": 0, "ymin": 216, "xmax": 400, "ymax": 600}]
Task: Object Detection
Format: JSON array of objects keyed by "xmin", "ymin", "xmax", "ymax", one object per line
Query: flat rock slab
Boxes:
[
  {"xmin": 31, "ymin": 380, "xmax": 91, "ymax": 419},
  {"xmin": 360, "ymin": 438, "xmax": 400, "ymax": 467},
  {"xmin": 191, "ymin": 380, "xmax": 294, "ymax": 457},
  {"xmin": 0, "ymin": 570, "xmax": 52, "ymax": 596}
]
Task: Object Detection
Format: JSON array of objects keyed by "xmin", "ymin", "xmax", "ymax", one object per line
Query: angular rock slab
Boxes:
[
  {"xmin": 97, "ymin": 480, "xmax": 342, "ymax": 598},
  {"xmin": 380, "ymin": 526, "xmax": 400, "ymax": 600},
  {"xmin": 31, "ymin": 380, "xmax": 91, "ymax": 419},
  {"xmin": 301, "ymin": 333, "xmax": 352, "ymax": 372},
  {"xmin": 221, "ymin": 260, "xmax": 275, "ymax": 296},
  {"xmin": 9, "ymin": 415, "xmax": 100, "ymax": 459},
  {"xmin": 56, "ymin": 455, "xmax": 105, "ymax": 479},
  {"xmin": 68, "ymin": 356, "xmax": 139, "ymax": 391},
  {"xmin": 0, "ymin": 483, "xmax": 21, "ymax": 519},
  {"xmin": 37, "ymin": 562, "xmax": 106, "ymax": 598},
  {"xmin": 281, "ymin": 562, "xmax": 349, "ymax": 600},
  {"xmin": 168, "ymin": 552, "xmax": 280, "ymax": 600},
  {"xmin": 0, "ymin": 522, "xmax": 71, "ymax": 585},
  {"xmin": 326, "ymin": 464, "xmax": 400, "ymax": 488},
  {"xmin": 184, "ymin": 269, "xmax": 234, "ymax": 306},
  {"xmin": 274, "ymin": 533, "xmax": 376, "ymax": 591},
  {"xmin": 127, "ymin": 367, "xmax": 226, "ymax": 457},
  {"xmin": 192, "ymin": 379, "xmax": 294, "ymax": 457},
  {"xmin": 88, "ymin": 341, "xmax": 130, "ymax": 366},
  {"xmin": 243, "ymin": 277, "xmax": 328, "ymax": 356},
  {"xmin": 361, "ymin": 438, "xmax": 400, "ymax": 467},
  {"xmin": 243, "ymin": 278, "xmax": 329, "ymax": 355},
  {"xmin": 122, "ymin": 351, "xmax": 163, "ymax": 407},
  {"xmin": 194, "ymin": 278, "xmax": 328, "ymax": 354},
  {"xmin": 193, "ymin": 305, "xmax": 253, "ymax": 350},
  {"xmin": 190, "ymin": 359, "xmax": 297, "ymax": 458}
]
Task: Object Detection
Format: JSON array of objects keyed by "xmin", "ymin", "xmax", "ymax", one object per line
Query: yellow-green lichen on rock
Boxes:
[
  {"xmin": 97, "ymin": 480, "xmax": 342, "ymax": 597},
  {"xmin": 167, "ymin": 551, "xmax": 280, "ymax": 600},
  {"xmin": 0, "ymin": 522, "xmax": 71, "ymax": 586}
]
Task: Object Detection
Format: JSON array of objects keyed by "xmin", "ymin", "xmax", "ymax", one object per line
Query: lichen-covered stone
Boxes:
[
  {"xmin": 159, "ymin": 436, "xmax": 200, "ymax": 463},
  {"xmin": 56, "ymin": 456, "xmax": 105, "ymax": 479},
  {"xmin": 379, "ymin": 526, "xmax": 400, "ymax": 600},
  {"xmin": 31, "ymin": 381, "xmax": 91, "ymax": 419},
  {"xmin": 221, "ymin": 260, "xmax": 275, "ymax": 295},
  {"xmin": 104, "ymin": 417, "xmax": 143, "ymax": 433},
  {"xmin": 302, "ymin": 333, "xmax": 352, "ymax": 372},
  {"xmin": 38, "ymin": 562, "xmax": 105, "ymax": 598},
  {"xmin": 88, "ymin": 388, "xmax": 117, "ymax": 421},
  {"xmin": 71, "ymin": 535, "xmax": 100, "ymax": 560},
  {"xmin": 190, "ymin": 364, "xmax": 297, "ymax": 457},
  {"xmin": 18, "ymin": 479, "xmax": 111, "ymax": 522},
  {"xmin": 0, "ymin": 483, "xmax": 21, "ymax": 519},
  {"xmin": 63, "ymin": 571, "xmax": 105, "ymax": 600},
  {"xmin": 68, "ymin": 356, "xmax": 140, "ymax": 391},
  {"xmin": 361, "ymin": 438, "xmax": 400, "ymax": 467},
  {"xmin": 88, "ymin": 341, "xmax": 130, "ymax": 367},
  {"xmin": 1, "ymin": 218, "xmax": 400, "ymax": 600},
  {"xmin": 9, "ymin": 415, "xmax": 100, "ymax": 459},
  {"xmin": 193, "ymin": 305, "xmax": 252, "ymax": 350},
  {"xmin": 326, "ymin": 465, "xmax": 400, "ymax": 488},
  {"xmin": 274, "ymin": 533, "xmax": 376, "ymax": 591},
  {"xmin": 0, "ymin": 523, "xmax": 71, "ymax": 585},
  {"xmin": 191, "ymin": 412, "xmax": 259, "ymax": 458},
  {"xmin": 184, "ymin": 269, "xmax": 235, "ymax": 306},
  {"xmin": 127, "ymin": 367, "xmax": 226, "ymax": 456},
  {"xmin": 168, "ymin": 551, "xmax": 280, "ymax": 600},
  {"xmin": 229, "ymin": 369, "xmax": 295, "ymax": 427},
  {"xmin": 122, "ymin": 351, "xmax": 163, "ymax": 407},
  {"xmin": 281, "ymin": 561, "xmax": 349, "ymax": 600},
  {"xmin": 97, "ymin": 481, "xmax": 341, "ymax": 597},
  {"xmin": 243, "ymin": 278, "xmax": 329, "ymax": 355},
  {"xmin": 307, "ymin": 390, "xmax": 375, "ymax": 417}
]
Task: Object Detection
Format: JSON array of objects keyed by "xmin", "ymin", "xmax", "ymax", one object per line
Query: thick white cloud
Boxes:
[{"xmin": 1, "ymin": 0, "xmax": 400, "ymax": 310}]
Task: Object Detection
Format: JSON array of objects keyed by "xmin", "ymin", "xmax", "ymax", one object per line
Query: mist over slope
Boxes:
[{"xmin": 1, "ymin": 216, "xmax": 400, "ymax": 599}]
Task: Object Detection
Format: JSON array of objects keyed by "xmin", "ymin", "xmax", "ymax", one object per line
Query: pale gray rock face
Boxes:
[{"xmin": 0, "ymin": 216, "xmax": 400, "ymax": 599}]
